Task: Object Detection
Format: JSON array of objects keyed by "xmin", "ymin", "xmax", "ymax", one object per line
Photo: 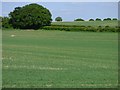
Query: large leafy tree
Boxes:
[{"xmin": 9, "ymin": 3, "xmax": 52, "ymax": 29}]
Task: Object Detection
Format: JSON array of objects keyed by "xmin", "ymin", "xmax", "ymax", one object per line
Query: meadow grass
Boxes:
[
  {"xmin": 52, "ymin": 21, "xmax": 118, "ymax": 27},
  {"xmin": 2, "ymin": 30, "xmax": 118, "ymax": 88}
]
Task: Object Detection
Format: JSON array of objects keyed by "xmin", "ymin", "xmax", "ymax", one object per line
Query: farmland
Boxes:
[
  {"xmin": 2, "ymin": 29, "xmax": 118, "ymax": 88},
  {"xmin": 43, "ymin": 21, "xmax": 119, "ymax": 32},
  {"xmin": 52, "ymin": 21, "xmax": 118, "ymax": 27}
]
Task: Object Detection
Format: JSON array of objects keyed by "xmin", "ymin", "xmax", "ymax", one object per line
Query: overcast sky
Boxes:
[{"xmin": 1, "ymin": 2, "xmax": 118, "ymax": 21}]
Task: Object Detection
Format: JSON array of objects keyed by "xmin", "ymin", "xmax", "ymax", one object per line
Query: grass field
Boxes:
[
  {"xmin": 2, "ymin": 30, "xmax": 118, "ymax": 88},
  {"xmin": 52, "ymin": 21, "xmax": 118, "ymax": 27}
]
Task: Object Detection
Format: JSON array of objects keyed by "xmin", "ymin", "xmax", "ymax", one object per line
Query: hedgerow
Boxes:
[{"xmin": 42, "ymin": 25, "xmax": 120, "ymax": 32}]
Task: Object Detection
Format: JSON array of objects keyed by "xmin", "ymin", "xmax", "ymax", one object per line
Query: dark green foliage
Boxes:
[
  {"xmin": 103, "ymin": 19, "xmax": 107, "ymax": 21},
  {"xmin": 2, "ymin": 17, "xmax": 12, "ymax": 28},
  {"xmin": 89, "ymin": 19, "xmax": 94, "ymax": 21},
  {"xmin": 96, "ymin": 26, "xmax": 102, "ymax": 32},
  {"xmin": 46, "ymin": 25, "xmax": 118, "ymax": 32},
  {"xmin": 106, "ymin": 18, "xmax": 111, "ymax": 20},
  {"xmin": 103, "ymin": 18, "xmax": 111, "ymax": 21},
  {"xmin": 96, "ymin": 18, "xmax": 102, "ymax": 21},
  {"xmin": 104, "ymin": 26, "xmax": 117, "ymax": 32},
  {"xmin": 55, "ymin": 17, "xmax": 62, "ymax": 21},
  {"xmin": 9, "ymin": 3, "xmax": 52, "ymax": 29},
  {"xmin": 42, "ymin": 25, "xmax": 119, "ymax": 32},
  {"xmin": 112, "ymin": 18, "xmax": 117, "ymax": 20},
  {"xmin": 74, "ymin": 18, "xmax": 84, "ymax": 21}
]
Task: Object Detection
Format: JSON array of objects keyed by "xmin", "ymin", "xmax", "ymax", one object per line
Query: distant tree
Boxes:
[
  {"xmin": 55, "ymin": 17, "xmax": 62, "ymax": 21},
  {"xmin": 96, "ymin": 18, "xmax": 102, "ymax": 21},
  {"xmin": 74, "ymin": 18, "xmax": 84, "ymax": 21},
  {"xmin": 89, "ymin": 19, "xmax": 94, "ymax": 21},
  {"xmin": 112, "ymin": 18, "xmax": 117, "ymax": 20},
  {"xmin": 106, "ymin": 18, "xmax": 111, "ymax": 20},
  {"xmin": 103, "ymin": 18, "xmax": 107, "ymax": 21},
  {"xmin": 9, "ymin": 3, "xmax": 52, "ymax": 29},
  {"xmin": 103, "ymin": 18, "xmax": 111, "ymax": 21}
]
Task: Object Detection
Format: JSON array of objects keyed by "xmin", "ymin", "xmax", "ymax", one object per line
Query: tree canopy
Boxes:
[
  {"xmin": 2, "ymin": 17, "xmax": 12, "ymax": 28},
  {"xmin": 112, "ymin": 18, "xmax": 117, "ymax": 20},
  {"xmin": 89, "ymin": 19, "xmax": 94, "ymax": 21},
  {"xmin": 96, "ymin": 18, "xmax": 102, "ymax": 21},
  {"xmin": 9, "ymin": 3, "xmax": 52, "ymax": 29},
  {"xmin": 74, "ymin": 18, "xmax": 84, "ymax": 21},
  {"xmin": 103, "ymin": 18, "xmax": 111, "ymax": 21},
  {"xmin": 55, "ymin": 17, "xmax": 62, "ymax": 21}
]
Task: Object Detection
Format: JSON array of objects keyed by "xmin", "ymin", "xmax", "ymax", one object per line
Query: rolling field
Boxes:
[
  {"xmin": 2, "ymin": 30, "xmax": 118, "ymax": 88},
  {"xmin": 52, "ymin": 21, "xmax": 118, "ymax": 27}
]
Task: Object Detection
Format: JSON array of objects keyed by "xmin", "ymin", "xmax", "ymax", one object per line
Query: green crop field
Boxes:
[
  {"xmin": 2, "ymin": 30, "xmax": 118, "ymax": 88},
  {"xmin": 52, "ymin": 21, "xmax": 118, "ymax": 27}
]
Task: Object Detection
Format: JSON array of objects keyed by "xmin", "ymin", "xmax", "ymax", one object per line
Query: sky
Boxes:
[
  {"xmin": 1, "ymin": 2, "xmax": 118, "ymax": 21},
  {"xmin": 1, "ymin": 0, "xmax": 119, "ymax": 2}
]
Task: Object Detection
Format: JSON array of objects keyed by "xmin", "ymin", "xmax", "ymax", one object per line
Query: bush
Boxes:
[
  {"xmin": 96, "ymin": 26, "xmax": 103, "ymax": 32},
  {"xmin": 42, "ymin": 25, "xmax": 119, "ymax": 32},
  {"xmin": 2, "ymin": 17, "xmax": 12, "ymax": 28}
]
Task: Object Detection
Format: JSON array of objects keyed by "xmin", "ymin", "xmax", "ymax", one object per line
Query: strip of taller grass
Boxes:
[
  {"xmin": 42, "ymin": 25, "xmax": 119, "ymax": 32},
  {"xmin": 52, "ymin": 21, "xmax": 118, "ymax": 27}
]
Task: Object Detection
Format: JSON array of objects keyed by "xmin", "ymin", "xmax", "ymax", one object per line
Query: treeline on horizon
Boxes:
[
  {"xmin": 0, "ymin": 3, "xmax": 120, "ymax": 32},
  {"xmin": 74, "ymin": 18, "xmax": 118, "ymax": 21},
  {"xmin": 1, "ymin": 16, "xmax": 120, "ymax": 32},
  {"xmin": 53, "ymin": 16, "xmax": 118, "ymax": 22}
]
